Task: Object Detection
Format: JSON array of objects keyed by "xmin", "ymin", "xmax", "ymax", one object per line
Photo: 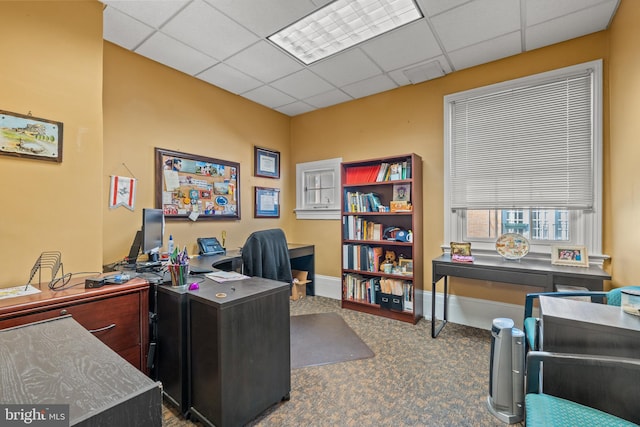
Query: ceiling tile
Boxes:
[
  {"xmin": 310, "ymin": 48, "xmax": 382, "ymax": 87},
  {"xmin": 206, "ymin": 0, "xmax": 330, "ymax": 38},
  {"xmin": 225, "ymin": 41, "xmax": 304, "ymax": 83},
  {"xmin": 448, "ymin": 31, "xmax": 521, "ymax": 71},
  {"xmin": 387, "ymin": 56, "xmax": 452, "ymax": 85},
  {"xmin": 271, "ymin": 70, "xmax": 335, "ymax": 99},
  {"xmin": 162, "ymin": 0, "xmax": 259, "ymax": 61},
  {"xmin": 526, "ymin": 1, "xmax": 619, "ymax": 51},
  {"xmin": 196, "ymin": 63, "xmax": 262, "ymax": 94},
  {"xmin": 304, "ymin": 89, "xmax": 353, "ymax": 109},
  {"xmin": 526, "ymin": 0, "xmax": 616, "ymax": 26},
  {"xmin": 102, "ymin": 1, "xmax": 189, "ymax": 28},
  {"xmin": 275, "ymin": 101, "xmax": 316, "ymax": 116},
  {"xmin": 431, "ymin": 0, "xmax": 520, "ymax": 52},
  {"xmin": 341, "ymin": 74, "xmax": 397, "ymax": 99},
  {"xmin": 417, "ymin": 0, "xmax": 471, "ymax": 17},
  {"xmin": 103, "ymin": 6, "xmax": 155, "ymax": 50},
  {"xmin": 242, "ymin": 85, "xmax": 297, "ymax": 108},
  {"xmin": 135, "ymin": 32, "xmax": 218, "ymax": 76},
  {"xmin": 362, "ymin": 20, "xmax": 443, "ymax": 72}
]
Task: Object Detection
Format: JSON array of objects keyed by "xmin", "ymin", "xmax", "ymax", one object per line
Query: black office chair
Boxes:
[{"xmin": 241, "ymin": 229, "xmax": 293, "ymax": 285}]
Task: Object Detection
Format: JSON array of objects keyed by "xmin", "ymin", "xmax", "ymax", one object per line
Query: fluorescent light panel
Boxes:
[{"xmin": 268, "ymin": 0, "xmax": 423, "ymax": 65}]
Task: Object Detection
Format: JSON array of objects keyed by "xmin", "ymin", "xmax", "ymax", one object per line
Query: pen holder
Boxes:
[{"xmin": 168, "ymin": 264, "xmax": 189, "ymax": 287}]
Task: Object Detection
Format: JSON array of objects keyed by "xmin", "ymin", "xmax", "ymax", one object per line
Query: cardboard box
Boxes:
[{"xmin": 290, "ymin": 270, "xmax": 310, "ymax": 301}]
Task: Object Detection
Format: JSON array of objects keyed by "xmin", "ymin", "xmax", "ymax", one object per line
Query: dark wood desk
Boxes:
[
  {"xmin": 0, "ymin": 278, "xmax": 150, "ymax": 373},
  {"xmin": 153, "ymin": 276, "xmax": 291, "ymax": 426},
  {"xmin": 189, "ymin": 243, "xmax": 315, "ymax": 295},
  {"xmin": 539, "ymin": 296, "xmax": 640, "ymax": 422},
  {"xmin": 431, "ymin": 254, "xmax": 611, "ymax": 338},
  {"xmin": 0, "ymin": 316, "xmax": 162, "ymax": 426}
]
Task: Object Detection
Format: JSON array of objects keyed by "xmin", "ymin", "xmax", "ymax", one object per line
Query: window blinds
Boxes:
[{"xmin": 449, "ymin": 70, "xmax": 594, "ymax": 210}]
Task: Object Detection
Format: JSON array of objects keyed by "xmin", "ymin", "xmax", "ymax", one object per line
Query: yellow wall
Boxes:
[
  {"xmin": 102, "ymin": 43, "xmax": 293, "ymax": 264},
  {"xmin": 609, "ymin": 0, "xmax": 640, "ymax": 286},
  {"xmin": 0, "ymin": 1, "xmax": 104, "ymax": 286},
  {"xmin": 2, "ymin": 0, "xmax": 639, "ymax": 302},
  {"xmin": 290, "ymin": 33, "xmax": 611, "ymax": 303}
]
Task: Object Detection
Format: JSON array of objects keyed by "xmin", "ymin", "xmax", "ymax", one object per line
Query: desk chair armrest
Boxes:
[{"xmin": 526, "ymin": 351, "xmax": 640, "ymax": 394}]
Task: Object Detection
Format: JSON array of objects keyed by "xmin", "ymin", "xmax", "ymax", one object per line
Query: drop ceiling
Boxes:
[{"xmin": 102, "ymin": 0, "xmax": 619, "ymax": 116}]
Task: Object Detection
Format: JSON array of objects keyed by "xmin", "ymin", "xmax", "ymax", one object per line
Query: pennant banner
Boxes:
[{"xmin": 109, "ymin": 175, "xmax": 136, "ymax": 211}]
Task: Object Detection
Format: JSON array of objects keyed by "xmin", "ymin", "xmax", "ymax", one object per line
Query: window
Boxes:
[
  {"xmin": 444, "ymin": 60, "xmax": 604, "ymax": 263},
  {"xmin": 295, "ymin": 158, "xmax": 342, "ymax": 220}
]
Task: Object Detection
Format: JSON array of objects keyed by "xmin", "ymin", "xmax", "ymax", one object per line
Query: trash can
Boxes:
[{"xmin": 487, "ymin": 318, "xmax": 524, "ymax": 424}]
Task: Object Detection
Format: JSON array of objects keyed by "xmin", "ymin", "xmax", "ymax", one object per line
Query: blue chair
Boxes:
[
  {"xmin": 523, "ymin": 286, "xmax": 640, "ymax": 352},
  {"xmin": 525, "ymin": 351, "xmax": 640, "ymax": 426}
]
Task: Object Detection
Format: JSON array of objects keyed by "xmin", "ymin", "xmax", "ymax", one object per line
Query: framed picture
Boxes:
[
  {"xmin": 551, "ymin": 245, "xmax": 589, "ymax": 267},
  {"xmin": 392, "ymin": 183, "xmax": 410, "ymax": 202},
  {"xmin": 255, "ymin": 186, "xmax": 280, "ymax": 218},
  {"xmin": 0, "ymin": 109, "xmax": 63, "ymax": 162},
  {"xmin": 254, "ymin": 146, "xmax": 280, "ymax": 179},
  {"xmin": 155, "ymin": 148, "xmax": 240, "ymax": 220},
  {"xmin": 398, "ymin": 258, "xmax": 413, "ymax": 274}
]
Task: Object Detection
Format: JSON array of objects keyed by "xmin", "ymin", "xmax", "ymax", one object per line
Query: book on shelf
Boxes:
[
  {"xmin": 344, "ymin": 192, "xmax": 382, "ymax": 213},
  {"xmin": 343, "ymin": 273, "xmax": 379, "ymax": 304},
  {"xmin": 342, "ymin": 244, "xmax": 383, "ymax": 272},
  {"xmin": 345, "ymin": 164, "xmax": 381, "ymax": 184},
  {"xmin": 343, "ymin": 216, "xmax": 387, "ymax": 242}
]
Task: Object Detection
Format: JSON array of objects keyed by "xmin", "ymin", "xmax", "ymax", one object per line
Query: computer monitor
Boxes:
[{"xmin": 142, "ymin": 208, "xmax": 164, "ymax": 262}]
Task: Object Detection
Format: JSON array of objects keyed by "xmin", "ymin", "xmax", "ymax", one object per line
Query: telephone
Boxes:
[{"xmin": 197, "ymin": 237, "xmax": 226, "ymax": 256}]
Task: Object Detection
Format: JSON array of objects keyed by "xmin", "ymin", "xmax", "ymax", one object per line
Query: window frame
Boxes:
[
  {"xmin": 295, "ymin": 157, "xmax": 342, "ymax": 220},
  {"xmin": 443, "ymin": 60, "xmax": 605, "ymax": 265}
]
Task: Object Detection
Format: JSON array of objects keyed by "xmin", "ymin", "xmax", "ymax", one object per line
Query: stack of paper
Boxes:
[{"xmin": 205, "ymin": 271, "xmax": 249, "ymax": 283}]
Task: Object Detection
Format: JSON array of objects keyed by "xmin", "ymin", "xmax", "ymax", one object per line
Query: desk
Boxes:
[
  {"xmin": 0, "ymin": 316, "xmax": 162, "ymax": 426},
  {"xmin": 539, "ymin": 296, "xmax": 640, "ymax": 422},
  {"xmin": 153, "ymin": 276, "xmax": 290, "ymax": 426},
  {"xmin": 189, "ymin": 243, "xmax": 315, "ymax": 295},
  {"xmin": 0, "ymin": 278, "xmax": 150, "ymax": 373},
  {"xmin": 431, "ymin": 254, "xmax": 611, "ymax": 338}
]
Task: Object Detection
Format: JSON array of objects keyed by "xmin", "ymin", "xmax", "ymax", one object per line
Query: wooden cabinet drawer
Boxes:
[{"xmin": 0, "ymin": 293, "xmax": 141, "ymax": 353}]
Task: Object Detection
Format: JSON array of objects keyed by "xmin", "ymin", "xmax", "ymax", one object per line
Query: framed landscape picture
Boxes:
[{"xmin": 0, "ymin": 110, "xmax": 63, "ymax": 162}]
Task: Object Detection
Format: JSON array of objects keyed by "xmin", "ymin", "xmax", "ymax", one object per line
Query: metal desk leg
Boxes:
[{"xmin": 431, "ymin": 275, "xmax": 448, "ymax": 338}]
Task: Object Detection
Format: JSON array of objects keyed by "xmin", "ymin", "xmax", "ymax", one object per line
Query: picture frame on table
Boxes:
[
  {"xmin": 551, "ymin": 245, "xmax": 589, "ymax": 267},
  {"xmin": 254, "ymin": 186, "xmax": 280, "ymax": 218},
  {"xmin": 254, "ymin": 146, "xmax": 280, "ymax": 179},
  {"xmin": 0, "ymin": 109, "xmax": 63, "ymax": 162}
]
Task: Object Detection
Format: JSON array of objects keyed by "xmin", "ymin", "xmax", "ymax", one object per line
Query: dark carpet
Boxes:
[
  {"xmin": 290, "ymin": 312, "xmax": 374, "ymax": 369},
  {"xmin": 162, "ymin": 296, "xmax": 522, "ymax": 427}
]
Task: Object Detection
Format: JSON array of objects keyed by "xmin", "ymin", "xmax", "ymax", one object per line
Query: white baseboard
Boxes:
[
  {"xmin": 313, "ymin": 274, "xmax": 342, "ymax": 300},
  {"xmin": 312, "ymin": 275, "xmax": 526, "ymax": 331}
]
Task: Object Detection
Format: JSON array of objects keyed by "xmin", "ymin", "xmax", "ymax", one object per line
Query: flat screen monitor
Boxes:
[{"xmin": 142, "ymin": 208, "xmax": 164, "ymax": 261}]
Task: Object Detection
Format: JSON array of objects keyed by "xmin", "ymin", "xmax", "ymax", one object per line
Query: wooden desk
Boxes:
[
  {"xmin": 0, "ymin": 277, "xmax": 150, "ymax": 373},
  {"xmin": 153, "ymin": 276, "xmax": 291, "ymax": 426},
  {"xmin": 190, "ymin": 243, "xmax": 315, "ymax": 295},
  {"xmin": 0, "ymin": 316, "xmax": 162, "ymax": 426},
  {"xmin": 431, "ymin": 254, "xmax": 610, "ymax": 337},
  {"xmin": 539, "ymin": 296, "xmax": 640, "ymax": 422}
]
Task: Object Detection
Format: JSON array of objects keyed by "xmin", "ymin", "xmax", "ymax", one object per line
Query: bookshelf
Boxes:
[{"xmin": 341, "ymin": 153, "xmax": 423, "ymax": 324}]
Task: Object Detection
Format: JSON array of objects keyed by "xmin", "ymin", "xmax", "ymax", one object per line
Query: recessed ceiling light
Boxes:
[{"xmin": 268, "ymin": 0, "xmax": 423, "ymax": 65}]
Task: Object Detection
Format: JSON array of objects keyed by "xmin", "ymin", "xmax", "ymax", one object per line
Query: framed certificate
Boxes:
[
  {"xmin": 254, "ymin": 187, "xmax": 280, "ymax": 218},
  {"xmin": 254, "ymin": 146, "xmax": 280, "ymax": 179}
]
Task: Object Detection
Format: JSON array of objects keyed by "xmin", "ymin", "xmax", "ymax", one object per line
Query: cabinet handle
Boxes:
[
  {"xmin": 87, "ymin": 323, "xmax": 116, "ymax": 333},
  {"xmin": 60, "ymin": 309, "xmax": 68, "ymax": 315}
]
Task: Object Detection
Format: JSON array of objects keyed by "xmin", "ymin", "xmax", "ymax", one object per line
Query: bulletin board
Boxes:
[{"xmin": 155, "ymin": 148, "xmax": 240, "ymax": 220}]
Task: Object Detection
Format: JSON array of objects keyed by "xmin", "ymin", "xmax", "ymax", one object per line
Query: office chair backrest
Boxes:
[{"xmin": 241, "ymin": 229, "xmax": 293, "ymax": 284}]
